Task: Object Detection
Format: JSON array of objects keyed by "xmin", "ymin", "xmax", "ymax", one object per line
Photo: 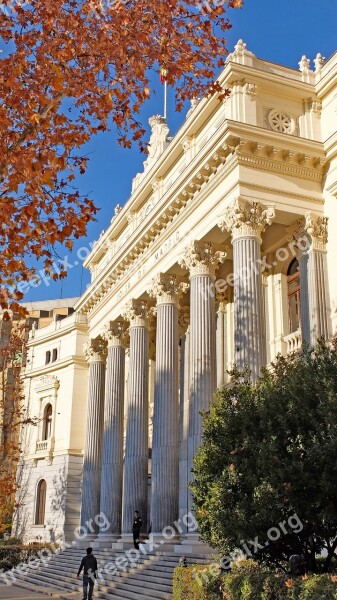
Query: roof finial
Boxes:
[{"xmin": 314, "ymin": 53, "xmax": 325, "ymax": 74}]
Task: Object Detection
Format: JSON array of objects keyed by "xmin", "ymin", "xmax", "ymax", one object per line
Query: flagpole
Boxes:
[{"xmin": 164, "ymin": 80, "xmax": 167, "ymax": 120}]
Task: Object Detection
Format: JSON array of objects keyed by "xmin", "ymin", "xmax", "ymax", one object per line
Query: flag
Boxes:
[{"xmin": 160, "ymin": 67, "xmax": 168, "ymax": 84}]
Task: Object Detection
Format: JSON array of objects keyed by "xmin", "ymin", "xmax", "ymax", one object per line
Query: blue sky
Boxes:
[{"xmin": 23, "ymin": 0, "xmax": 337, "ymax": 302}]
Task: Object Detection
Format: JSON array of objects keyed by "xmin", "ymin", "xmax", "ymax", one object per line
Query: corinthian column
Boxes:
[
  {"xmin": 149, "ymin": 274, "xmax": 188, "ymax": 534},
  {"xmin": 219, "ymin": 198, "xmax": 275, "ymax": 381},
  {"xmin": 81, "ymin": 339, "xmax": 107, "ymax": 536},
  {"xmin": 289, "ymin": 213, "xmax": 330, "ymax": 346},
  {"xmin": 121, "ymin": 299, "xmax": 152, "ymax": 538},
  {"xmin": 98, "ymin": 321, "xmax": 128, "ymax": 542},
  {"xmin": 216, "ymin": 291, "xmax": 228, "ymax": 388},
  {"xmin": 179, "ymin": 241, "xmax": 226, "ymax": 489}
]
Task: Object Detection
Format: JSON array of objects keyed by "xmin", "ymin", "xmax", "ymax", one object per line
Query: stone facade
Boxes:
[{"xmin": 15, "ymin": 42, "xmax": 337, "ymax": 545}]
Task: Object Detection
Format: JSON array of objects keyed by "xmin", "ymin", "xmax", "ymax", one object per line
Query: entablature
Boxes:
[{"xmin": 76, "ymin": 119, "xmax": 326, "ymax": 318}]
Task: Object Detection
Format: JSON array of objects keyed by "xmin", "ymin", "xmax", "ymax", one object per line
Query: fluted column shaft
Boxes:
[
  {"xmin": 189, "ymin": 274, "xmax": 216, "ymax": 469},
  {"xmin": 179, "ymin": 326, "xmax": 190, "ymax": 534},
  {"xmin": 149, "ymin": 274, "xmax": 188, "ymax": 533},
  {"xmin": 291, "ymin": 212, "xmax": 330, "ymax": 347},
  {"xmin": 219, "ymin": 199, "xmax": 275, "ymax": 382},
  {"xmin": 306, "ymin": 248, "xmax": 330, "ymax": 344},
  {"xmin": 179, "ymin": 242, "xmax": 226, "ymax": 496},
  {"xmin": 99, "ymin": 322, "xmax": 127, "ymax": 538},
  {"xmin": 122, "ymin": 300, "xmax": 151, "ymax": 535},
  {"xmin": 151, "ymin": 303, "xmax": 178, "ymax": 532},
  {"xmin": 233, "ymin": 236, "xmax": 265, "ymax": 379},
  {"xmin": 216, "ymin": 299, "xmax": 227, "ymax": 387},
  {"xmin": 81, "ymin": 342, "xmax": 106, "ymax": 532}
]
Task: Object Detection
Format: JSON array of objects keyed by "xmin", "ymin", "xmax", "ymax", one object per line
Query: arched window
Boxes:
[
  {"xmin": 45, "ymin": 351, "xmax": 51, "ymax": 365},
  {"xmin": 35, "ymin": 480, "xmax": 47, "ymax": 525},
  {"xmin": 287, "ymin": 258, "xmax": 301, "ymax": 333},
  {"xmin": 43, "ymin": 404, "xmax": 52, "ymax": 440},
  {"xmin": 52, "ymin": 348, "xmax": 58, "ymax": 362}
]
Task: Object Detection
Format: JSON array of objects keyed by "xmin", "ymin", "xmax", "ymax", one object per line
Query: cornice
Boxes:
[
  {"xmin": 77, "ymin": 125, "xmax": 326, "ymax": 317},
  {"xmin": 84, "ymin": 56, "xmax": 319, "ymax": 270},
  {"xmin": 25, "ymin": 355, "xmax": 87, "ymax": 379},
  {"xmin": 28, "ymin": 317, "xmax": 88, "ymax": 347}
]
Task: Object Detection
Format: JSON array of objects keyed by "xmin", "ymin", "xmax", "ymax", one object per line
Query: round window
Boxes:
[{"xmin": 268, "ymin": 109, "xmax": 294, "ymax": 134}]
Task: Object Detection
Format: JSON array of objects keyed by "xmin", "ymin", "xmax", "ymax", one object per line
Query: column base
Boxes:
[
  {"xmin": 74, "ymin": 534, "xmax": 97, "ymax": 549},
  {"xmin": 93, "ymin": 533, "xmax": 121, "ymax": 549},
  {"xmin": 174, "ymin": 533, "xmax": 214, "ymax": 556}
]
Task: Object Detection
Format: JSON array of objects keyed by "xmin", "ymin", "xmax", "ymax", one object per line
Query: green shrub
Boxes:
[
  {"xmin": 173, "ymin": 565, "xmax": 337, "ymax": 600},
  {"xmin": 0, "ymin": 537, "xmax": 23, "ymax": 546},
  {"xmin": 0, "ymin": 544, "xmax": 56, "ymax": 572}
]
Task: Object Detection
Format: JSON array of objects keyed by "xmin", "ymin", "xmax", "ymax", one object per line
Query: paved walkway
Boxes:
[{"xmin": 0, "ymin": 583, "xmax": 75, "ymax": 599}]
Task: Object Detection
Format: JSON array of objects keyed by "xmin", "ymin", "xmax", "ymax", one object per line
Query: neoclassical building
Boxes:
[{"xmin": 15, "ymin": 41, "xmax": 337, "ymax": 548}]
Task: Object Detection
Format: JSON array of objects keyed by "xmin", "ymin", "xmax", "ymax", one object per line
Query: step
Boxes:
[{"xmin": 96, "ymin": 583, "xmax": 171, "ymax": 600}]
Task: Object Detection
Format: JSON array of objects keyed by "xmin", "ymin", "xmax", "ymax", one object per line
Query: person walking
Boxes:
[
  {"xmin": 132, "ymin": 510, "xmax": 142, "ymax": 550},
  {"xmin": 77, "ymin": 547, "xmax": 98, "ymax": 600}
]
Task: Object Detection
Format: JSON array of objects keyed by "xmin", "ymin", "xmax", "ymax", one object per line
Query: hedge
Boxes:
[
  {"xmin": 173, "ymin": 565, "xmax": 337, "ymax": 600},
  {"xmin": 0, "ymin": 544, "xmax": 56, "ymax": 572}
]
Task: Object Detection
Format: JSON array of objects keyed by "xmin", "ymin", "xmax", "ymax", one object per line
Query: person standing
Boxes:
[
  {"xmin": 77, "ymin": 547, "xmax": 98, "ymax": 600},
  {"xmin": 132, "ymin": 510, "xmax": 142, "ymax": 550}
]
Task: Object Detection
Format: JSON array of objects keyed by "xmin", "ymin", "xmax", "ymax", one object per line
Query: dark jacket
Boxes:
[
  {"xmin": 77, "ymin": 554, "xmax": 98, "ymax": 577},
  {"xmin": 132, "ymin": 516, "xmax": 142, "ymax": 532}
]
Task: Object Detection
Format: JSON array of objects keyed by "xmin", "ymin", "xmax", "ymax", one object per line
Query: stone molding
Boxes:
[
  {"xmin": 149, "ymin": 273, "xmax": 189, "ymax": 306},
  {"xmin": 219, "ymin": 198, "xmax": 275, "ymax": 242},
  {"xmin": 122, "ymin": 299, "xmax": 154, "ymax": 329},
  {"xmin": 179, "ymin": 241, "xmax": 226, "ymax": 278},
  {"xmin": 102, "ymin": 320, "xmax": 129, "ymax": 348},
  {"xmin": 83, "ymin": 339, "xmax": 107, "ymax": 363}
]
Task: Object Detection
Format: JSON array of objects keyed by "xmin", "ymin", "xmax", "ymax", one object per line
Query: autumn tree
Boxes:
[
  {"xmin": 0, "ymin": 317, "xmax": 35, "ymax": 535},
  {"xmin": 191, "ymin": 341, "xmax": 337, "ymax": 573},
  {"xmin": 0, "ymin": 0, "xmax": 242, "ymax": 310}
]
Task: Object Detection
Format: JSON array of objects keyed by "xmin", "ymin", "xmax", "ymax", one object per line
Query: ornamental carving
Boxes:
[
  {"xmin": 149, "ymin": 273, "xmax": 189, "ymax": 306},
  {"xmin": 218, "ymin": 198, "xmax": 275, "ymax": 242},
  {"xmin": 178, "ymin": 306, "xmax": 190, "ymax": 336},
  {"xmin": 215, "ymin": 290, "xmax": 229, "ymax": 312},
  {"xmin": 102, "ymin": 320, "xmax": 129, "ymax": 347},
  {"xmin": 122, "ymin": 299, "xmax": 154, "ymax": 328},
  {"xmin": 305, "ymin": 212, "xmax": 328, "ymax": 250},
  {"xmin": 268, "ymin": 109, "xmax": 294, "ymax": 134},
  {"xmin": 83, "ymin": 338, "xmax": 107, "ymax": 363},
  {"xmin": 34, "ymin": 375, "xmax": 60, "ymax": 391},
  {"xmin": 179, "ymin": 241, "xmax": 226, "ymax": 278},
  {"xmin": 286, "ymin": 212, "xmax": 328, "ymax": 253}
]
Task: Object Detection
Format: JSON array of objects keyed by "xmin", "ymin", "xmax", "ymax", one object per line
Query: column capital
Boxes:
[
  {"xmin": 83, "ymin": 338, "xmax": 107, "ymax": 363},
  {"xmin": 178, "ymin": 306, "xmax": 190, "ymax": 337},
  {"xmin": 305, "ymin": 211, "xmax": 328, "ymax": 251},
  {"xmin": 179, "ymin": 240, "xmax": 226, "ymax": 278},
  {"xmin": 102, "ymin": 320, "xmax": 128, "ymax": 348},
  {"xmin": 286, "ymin": 212, "xmax": 328, "ymax": 253},
  {"xmin": 218, "ymin": 198, "xmax": 275, "ymax": 242},
  {"xmin": 149, "ymin": 273, "xmax": 189, "ymax": 306},
  {"xmin": 122, "ymin": 299, "xmax": 154, "ymax": 328}
]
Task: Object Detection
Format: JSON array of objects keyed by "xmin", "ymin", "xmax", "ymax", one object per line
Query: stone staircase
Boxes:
[{"xmin": 14, "ymin": 545, "xmax": 212, "ymax": 599}]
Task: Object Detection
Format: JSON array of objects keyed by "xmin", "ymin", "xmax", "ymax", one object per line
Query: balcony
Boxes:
[
  {"xmin": 283, "ymin": 330, "xmax": 302, "ymax": 354},
  {"xmin": 36, "ymin": 439, "xmax": 52, "ymax": 453}
]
